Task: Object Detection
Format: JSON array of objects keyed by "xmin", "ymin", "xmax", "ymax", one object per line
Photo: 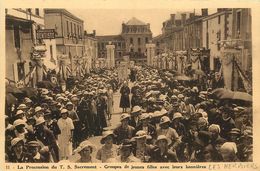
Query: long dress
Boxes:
[
  {"xmin": 107, "ymin": 89, "xmax": 114, "ymax": 116},
  {"xmin": 57, "ymin": 117, "xmax": 74, "ymax": 159},
  {"xmin": 119, "ymin": 86, "xmax": 130, "ymax": 108}
]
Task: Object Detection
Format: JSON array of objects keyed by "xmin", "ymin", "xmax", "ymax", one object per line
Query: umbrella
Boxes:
[
  {"xmin": 232, "ymin": 91, "xmax": 252, "ymax": 102},
  {"xmin": 212, "ymin": 88, "xmax": 252, "ymax": 102},
  {"xmin": 6, "ymin": 93, "xmax": 18, "ymax": 106},
  {"xmin": 37, "ymin": 81, "xmax": 55, "ymax": 89},
  {"xmin": 173, "ymin": 75, "xmax": 193, "ymax": 81},
  {"xmin": 20, "ymin": 87, "xmax": 38, "ymax": 98},
  {"xmin": 6, "ymin": 85, "xmax": 23, "ymax": 94},
  {"xmin": 192, "ymin": 69, "xmax": 206, "ymax": 76}
]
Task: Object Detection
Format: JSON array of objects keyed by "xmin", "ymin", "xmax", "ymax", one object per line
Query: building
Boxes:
[
  {"xmin": 202, "ymin": 8, "xmax": 233, "ymax": 71},
  {"xmin": 96, "ymin": 35, "xmax": 126, "ymax": 62},
  {"xmin": 5, "ymin": 8, "xmax": 52, "ymax": 87},
  {"xmin": 121, "ymin": 17, "xmax": 153, "ymax": 63},
  {"xmin": 83, "ymin": 30, "xmax": 98, "ymax": 72},
  {"xmin": 44, "ymin": 9, "xmax": 84, "ymax": 77}
]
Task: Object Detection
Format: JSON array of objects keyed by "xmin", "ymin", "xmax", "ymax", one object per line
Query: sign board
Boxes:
[{"xmin": 36, "ymin": 29, "xmax": 56, "ymax": 39}]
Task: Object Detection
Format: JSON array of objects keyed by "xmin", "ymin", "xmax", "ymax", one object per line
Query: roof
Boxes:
[
  {"xmin": 44, "ymin": 9, "xmax": 84, "ymax": 23},
  {"xmin": 96, "ymin": 35, "xmax": 125, "ymax": 41},
  {"xmin": 126, "ymin": 17, "xmax": 147, "ymax": 25}
]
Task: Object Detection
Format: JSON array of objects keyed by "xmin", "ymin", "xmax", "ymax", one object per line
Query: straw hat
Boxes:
[
  {"xmin": 35, "ymin": 117, "xmax": 45, "ymax": 126},
  {"xmin": 159, "ymin": 116, "xmax": 171, "ymax": 125},
  {"xmin": 11, "ymin": 137, "xmax": 24, "ymax": 147},
  {"xmin": 120, "ymin": 113, "xmax": 130, "ymax": 122},
  {"xmin": 60, "ymin": 109, "xmax": 68, "ymax": 114},
  {"xmin": 100, "ymin": 131, "xmax": 115, "ymax": 144},
  {"xmin": 15, "ymin": 110, "xmax": 24, "ymax": 116},
  {"xmin": 74, "ymin": 140, "xmax": 96, "ymax": 153},
  {"xmin": 152, "ymin": 111, "xmax": 164, "ymax": 118},
  {"xmin": 13, "ymin": 119, "xmax": 26, "ymax": 127},
  {"xmin": 155, "ymin": 135, "xmax": 172, "ymax": 146},
  {"xmin": 172, "ymin": 112, "xmax": 183, "ymax": 120},
  {"xmin": 134, "ymin": 130, "xmax": 151, "ymax": 139},
  {"xmin": 132, "ymin": 106, "xmax": 142, "ymax": 114},
  {"xmin": 34, "ymin": 106, "xmax": 42, "ymax": 113},
  {"xmin": 27, "ymin": 141, "xmax": 40, "ymax": 147},
  {"xmin": 139, "ymin": 113, "xmax": 150, "ymax": 121},
  {"xmin": 17, "ymin": 104, "xmax": 27, "ymax": 110}
]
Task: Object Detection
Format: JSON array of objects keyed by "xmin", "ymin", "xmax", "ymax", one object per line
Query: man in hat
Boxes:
[
  {"xmin": 114, "ymin": 113, "xmax": 135, "ymax": 145},
  {"xmin": 215, "ymin": 106, "xmax": 236, "ymax": 140},
  {"xmin": 34, "ymin": 106, "xmax": 44, "ymax": 120},
  {"xmin": 96, "ymin": 131, "xmax": 118, "ymax": 163},
  {"xmin": 13, "ymin": 119, "xmax": 27, "ymax": 141},
  {"xmin": 237, "ymin": 127, "xmax": 253, "ymax": 162},
  {"xmin": 44, "ymin": 111, "xmax": 60, "ymax": 140},
  {"xmin": 156, "ymin": 116, "xmax": 181, "ymax": 150},
  {"xmin": 116, "ymin": 139, "xmax": 140, "ymax": 163},
  {"xmin": 15, "ymin": 110, "xmax": 27, "ymax": 122},
  {"xmin": 34, "ymin": 117, "xmax": 59, "ymax": 162},
  {"xmin": 212, "ymin": 72, "xmax": 224, "ymax": 89},
  {"xmin": 150, "ymin": 135, "xmax": 178, "ymax": 162},
  {"xmin": 26, "ymin": 141, "xmax": 48, "ymax": 162},
  {"xmin": 8, "ymin": 137, "xmax": 32, "ymax": 163},
  {"xmin": 129, "ymin": 106, "xmax": 142, "ymax": 128}
]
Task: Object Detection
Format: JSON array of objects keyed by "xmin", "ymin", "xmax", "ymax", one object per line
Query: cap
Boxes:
[{"xmin": 27, "ymin": 141, "xmax": 40, "ymax": 147}]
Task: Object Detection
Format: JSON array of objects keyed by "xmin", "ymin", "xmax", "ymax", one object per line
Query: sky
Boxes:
[{"xmin": 69, "ymin": 9, "xmax": 217, "ymax": 37}]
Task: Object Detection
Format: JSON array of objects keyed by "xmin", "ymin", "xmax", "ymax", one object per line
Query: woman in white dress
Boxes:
[
  {"xmin": 57, "ymin": 109, "xmax": 74, "ymax": 160},
  {"xmin": 107, "ymin": 85, "xmax": 114, "ymax": 120}
]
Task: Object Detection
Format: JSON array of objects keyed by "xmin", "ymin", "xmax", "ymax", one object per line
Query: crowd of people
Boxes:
[{"xmin": 5, "ymin": 65, "xmax": 252, "ymax": 163}]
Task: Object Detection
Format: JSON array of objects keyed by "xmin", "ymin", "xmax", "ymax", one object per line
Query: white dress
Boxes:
[{"xmin": 57, "ymin": 117, "xmax": 74, "ymax": 159}]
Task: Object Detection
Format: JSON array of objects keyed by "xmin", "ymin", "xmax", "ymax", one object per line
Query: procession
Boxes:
[{"xmin": 5, "ymin": 8, "xmax": 252, "ymax": 163}]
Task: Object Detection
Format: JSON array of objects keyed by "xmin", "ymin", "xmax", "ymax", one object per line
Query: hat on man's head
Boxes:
[
  {"xmin": 120, "ymin": 113, "xmax": 130, "ymax": 122},
  {"xmin": 15, "ymin": 110, "xmax": 24, "ymax": 116},
  {"xmin": 155, "ymin": 135, "xmax": 172, "ymax": 146},
  {"xmin": 13, "ymin": 119, "xmax": 26, "ymax": 127},
  {"xmin": 159, "ymin": 116, "xmax": 171, "ymax": 125},
  {"xmin": 34, "ymin": 106, "xmax": 42, "ymax": 113},
  {"xmin": 11, "ymin": 137, "xmax": 24, "ymax": 147},
  {"xmin": 35, "ymin": 117, "xmax": 45, "ymax": 126},
  {"xmin": 100, "ymin": 131, "xmax": 115, "ymax": 144},
  {"xmin": 17, "ymin": 104, "xmax": 27, "ymax": 110},
  {"xmin": 132, "ymin": 106, "xmax": 142, "ymax": 114}
]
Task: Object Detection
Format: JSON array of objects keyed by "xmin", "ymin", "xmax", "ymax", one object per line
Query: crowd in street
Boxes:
[{"xmin": 5, "ymin": 65, "xmax": 252, "ymax": 163}]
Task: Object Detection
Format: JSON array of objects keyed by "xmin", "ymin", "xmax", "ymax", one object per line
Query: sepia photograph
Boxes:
[{"xmin": 4, "ymin": 4, "xmax": 255, "ymax": 166}]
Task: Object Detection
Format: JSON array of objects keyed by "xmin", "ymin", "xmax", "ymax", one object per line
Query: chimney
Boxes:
[
  {"xmin": 201, "ymin": 8, "xmax": 208, "ymax": 16},
  {"xmin": 189, "ymin": 13, "xmax": 195, "ymax": 19},
  {"xmin": 181, "ymin": 13, "xmax": 187, "ymax": 25},
  {"xmin": 170, "ymin": 14, "xmax": 176, "ymax": 24},
  {"xmin": 93, "ymin": 30, "xmax": 96, "ymax": 36}
]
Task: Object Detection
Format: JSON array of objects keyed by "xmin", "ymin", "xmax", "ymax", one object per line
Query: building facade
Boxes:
[
  {"xmin": 84, "ymin": 31, "xmax": 98, "ymax": 72},
  {"xmin": 121, "ymin": 17, "xmax": 152, "ymax": 63},
  {"xmin": 5, "ymin": 8, "xmax": 54, "ymax": 86},
  {"xmin": 44, "ymin": 9, "xmax": 84, "ymax": 77},
  {"xmin": 96, "ymin": 35, "xmax": 126, "ymax": 62},
  {"xmin": 202, "ymin": 9, "xmax": 233, "ymax": 71}
]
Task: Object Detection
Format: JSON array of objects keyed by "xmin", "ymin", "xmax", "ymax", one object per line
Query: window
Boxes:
[
  {"xmin": 145, "ymin": 37, "xmax": 149, "ymax": 43},
  {"xmin": 77, "ymin": 25, "xmax": 80, "ymax": 36},
  {"xmin": 130, "ymin": 48, "xmax": 134, "ymax": 52},
  {"xmin": 138, "ymin": 48, "xmax": 141, "ymax": 53},
  {"xmin": 138, "ymin": 38, "xmax": 141, "ymax": 45},
  {"xmin": 118, "ymin": 52, "xmax": 122, "ymax": 57},
  {"xmin": 70, "ymin": 22, "xmax": 73, "ymax": 34},
  {"xmin": 14, "ymin": 25, "xmax": 20, "ymax": 48},
  {"xmin": 118, "ymin": 42, "xmax": 121, "ymax": 48},
  {"xmin": 218, "ymin": 15, "xmax": 221, "ymax": 24},
  {"xmin": 50, "ymin": 45, "xmax": 54, "ymax": 60},
  {"xmin": 206, "ymin": 32, "xmax": 209, "ymax": 49},
  {"xmin": 26, "ymin": 8, "xmax": 31, "ymax": 13},
  {"xmin": 74, "ymin": 24, "xmax": 76, "ymax": 35},
  {"xmin": 130, "ymin": 38, "xmax": 133, "ymax": 44},
  {"xmin": 17, "ymin": 62, "xmax": 25, "ymax": 81},
  {"xmin": 35, "ymin": 8, "xmax": 40, "ymax": 16},
  {"xmin": 66, "ymin": 21, "xmax": 69, "ymax": 34},
  {"xmin": 206, "ymin": 21, "xmax": 208, "ymax": 29},
  {"xmin": 237, "ymin": 11, "xmax": 241, "ymax": 34}
]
